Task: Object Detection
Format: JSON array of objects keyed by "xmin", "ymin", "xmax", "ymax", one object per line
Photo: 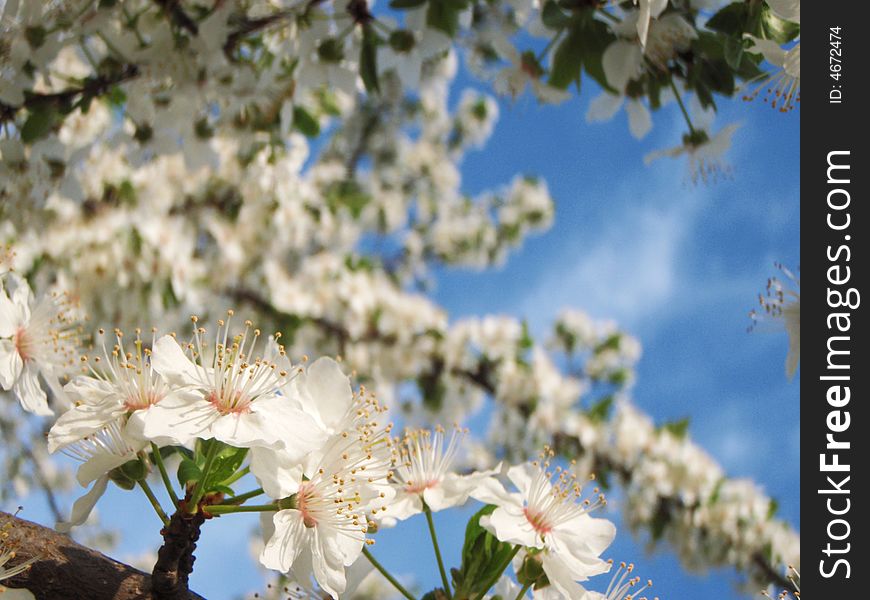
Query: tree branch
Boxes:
[
  {"xmin": 151, "ymin": 506, "xmax": 207, "ymax": 600},
  {"xmin": 152, "ymin": 0, "xmax": 199, "ymax": 35},
  {"xmin": 0, "ymin": 511, "xmax": 205, "ymax": 600}
]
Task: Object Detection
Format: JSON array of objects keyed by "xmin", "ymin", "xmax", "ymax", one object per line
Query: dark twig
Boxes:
[
  {"xmin": 152, "ymin": 0, "xmax": 199, "ymax": 35},
  {"xmin": 151, "ymin": 506, "xmax": 206, "ymax": 600}
]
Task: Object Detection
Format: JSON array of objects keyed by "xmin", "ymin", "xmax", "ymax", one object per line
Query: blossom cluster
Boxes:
[
  {"xmin": 0, "ymin": 0, "xmax": 798, "ymax": 208},
  {"xmin": 1, "ymin": 260, "xmax": 798, "ymax": 594},
  {"xmin": 0, "ymin": 276, "xmax": 640, "ymax": 597}
]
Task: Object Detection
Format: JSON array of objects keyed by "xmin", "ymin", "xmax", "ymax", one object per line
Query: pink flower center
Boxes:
[
  {"xmin": 405, "ymin": 479, "xmax": 438, "ymax": 494},
  {"xmin": 297, "ymin": 483, "xmax": 318, "ymax": 528},
  {"xmin": 13, "ymin": 326, "xmax": 33, "ymax": 362},
  {"xmin": 523, "ymin": 507, "xmax": 552, "ymax": 535},
  {"xmin": 125, "ymin": 390, "xmax": 163, "ymax": 411},
  {"xmin": 207, "ymin": 390, "xmax": 252, "ymax": 415}
]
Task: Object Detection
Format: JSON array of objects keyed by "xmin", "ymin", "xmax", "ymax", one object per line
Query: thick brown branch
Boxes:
[
  {"xmin": 151, "ymin": 507, "xmax": 206, "ymax": 600},
  {"xmin": 0, "ymin": 512, "xmax": 205, "ymax": 600}
]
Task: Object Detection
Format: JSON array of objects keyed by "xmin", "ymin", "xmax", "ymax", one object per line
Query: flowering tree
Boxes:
[{"xmin": 0, "ymin": 0, "xmax": 799, "ymax": 598}]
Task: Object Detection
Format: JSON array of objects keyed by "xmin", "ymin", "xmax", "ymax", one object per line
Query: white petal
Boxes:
[
  {"xmin": 310, "ymin": 526, "xmax": 350, "ymax": 596},
  {"xmin": 744, "ymin": 35, "xmax": 786, "ymax": 68},
  {"xmin": 250, "ymin": 446, "xmax": 303, "ymax": 500},
  {"xmin": 56, "ymin": 474, "xmax": 110, "ymax": 533},
  {"xmin": 765, "ymin": 0, "xmax": 799, "ymax": 23},
  {"xmin": 468, "ymin": 476, "xmax": 517, "ymax": 507},
  {"xmin": 541, "ymin": 552, "xmax": 588, "ymax": 598},
  {"xmin": 48, "ymin": 399, "xmax": 124, "ymax": 452},
  {"xmin": 14, "ymin": 363, "xmax": 52, "ymax": 416},
  {"xmin": 626, "ymin": 99, "xmax": 652, "ymax": 139},
  {"xmin": 602, "ymin": 41, "xmax": 643, "ymax": 92},
  {"xmin": 141, "ymin": 395, "xmax": 217, "ymax": 445},
  {"xmin": 784, "ymin": 43, "xmax": 800, "ymax": 79},
  {"xmin": 295, "ymin": 357, "xmax": 353, "ymax": 431},
  {"xmin": 261, "ymin": 510, "xmax": 305, "ymax": 573},
  {"xmin": 0, "ymin": 339, "xmax": 22, "ymax": 389},
  {"xmin": 150, "ymin": 335, "xmax": 202, "ymax": 387},
  {"xmin": 506, "ymin": 462, "xmax": 539, "ymax": 497},
  {"xmin": 553, "ymin": 514, "xmax": 617, "ymax": 562},
  {"xmin": 0, "ymin": 289, "xmax": 21, "ymax": 337},
  {"xmin": 247, "ymin": 395, "xmax": 327, "ymax": 454},
  {"xmin": 77, "ymin": 451, "xmax": 137, "ymax": 486},
  {"xmin": 481, "ymin": 506, "xmax": 541, "ymax": 548},
  {"xmin": 383, "ymin": 491, "xmax": 423, "ymax": 521},
  {"xmin": 586, "ymin": 93, "xmax": 623, "ymax": 123}
]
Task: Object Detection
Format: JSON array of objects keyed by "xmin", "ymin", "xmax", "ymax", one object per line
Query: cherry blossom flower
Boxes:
[
  {"xmin": 387, "ymin": 426, "xmax": 499, "ymax": 521},
  {"xmin": 51, "ymin": 418, "xmax": 142, "ymax": 533},
  {"xmin": 257, "ymin": 424, "xmax": 394, "ymax": 597},
  {"xmin": 743, "ymin": 36, "xmax": 800, "ymax": 113},
  {"xmin": 141, "ymin": 313, "xmax": 325, "ymax": 452},
  {"xmin": 644, "ymin": 96, "xmax": 742, "ymax": 184},
  {"xmin": 49, "ymin": 327, "xmax": 181, "ymax": 449},
  {"xmin": 751, "ymin": 265, "xmax": 800, "ymax": 379},
  {"xmin": 472, "ymin": 451, "xmax": 616, "ymax": 597},
  {"xmin": 0, "ymin": 274, "xmax": 80, "ymax": 416}
]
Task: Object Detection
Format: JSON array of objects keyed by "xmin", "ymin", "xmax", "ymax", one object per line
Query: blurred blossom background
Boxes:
[{"xmin": 11, "ymin": 66, "xmax": 799, "ymax": 598}]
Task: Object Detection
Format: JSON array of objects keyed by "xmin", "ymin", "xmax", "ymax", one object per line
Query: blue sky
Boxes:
[{"xmin": 14, "ymin": 63, "xmax": 799, "ymax": 600}]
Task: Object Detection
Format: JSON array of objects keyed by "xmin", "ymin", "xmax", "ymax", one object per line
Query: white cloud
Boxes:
[{"xmin": 517, "ymin": 177, "xmax": 700, "ymax": 333}]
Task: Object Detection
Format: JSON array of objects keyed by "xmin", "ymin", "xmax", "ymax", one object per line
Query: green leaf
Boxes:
[
  {"xmin": 760, "ymin": 5, "xmax": 800, "ymax": 43},
  {"xmin": 292, "ymin": 106, "xmax": 320, "ymax": 137},
  {"xmin": 206, "ymin": 446, "xmax": 249, "ymax": 487},
  {"xmin": 699, "ymin": 58, "xmax": 735, "ymax": 96},
  {"xmin": 426, "ymin": 0, "xmax": 469, "ymax": 38},
  {"xmin": 723, "ymin": 36, "xmax": 745, "ymax": 70},
  {"xmin": 390, "ymin": 0, "xmax": 427, "ymax": 8},
  {"xmin": 211, "ymin": 484, "xmax": 237, "ymax": 497},
  {"xmin": 586, "ymin": 395, "xmax": 614, "ymax": 423},
  {"xmin": 20, "ymin": 106, "xmax": 58, "ymax": 143},
  {"xmin": 360, "ymin": 25, "xmax": 381, "ymax": 95},
  {"xmin": 549, "ymin": 30, "xmax": 584, "ymax": 90},
  {"xmin": 453, "ymin": 504, "xmax": 515, "ymax": 597},
  {"xmin": 767, "ymin": 498, "xmax": 779, "ymax": 519},
  {"xmin": 660, "ymin": 417, "xmax": 690, "ymax": 438},
  {"xmin": 706, "ymin": 2, "xmax": 749, "ymax": 37},
  {"xmin": 326, "ymin": 180, "xmax": 371, "ymax": 219},
  {"xmin": 541, "ymin": 0, "xmax": 571, "ymax": 29},
  {"xmin": 177, "ymin": 457, "xmax": 203, "ymax": 486},
  {"xmin": 650, "ymin": 502, "xmax": 670, "ymax": 541},
  {"xmin": 519, "ymin": 320, "xmax": 533, "ymax": 352}
]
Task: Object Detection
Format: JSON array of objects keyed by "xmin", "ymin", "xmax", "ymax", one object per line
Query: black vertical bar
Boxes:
[{"xmin": 802, "ymin": 1, "xmax": 867, "ymax": 596}]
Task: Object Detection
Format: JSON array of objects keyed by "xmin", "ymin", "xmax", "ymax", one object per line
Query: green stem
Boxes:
[
  {"xmin": 151, "ymin": 443, "xmax": 179, "ymax": 508},
  {"xmin": 204, "ymin": 503, "xmax": 279, "ymax": 515},
  {"xmin": 225, "ymin": 487, "xmax": 265, "ymax": 505},
  {"xmin": 514, "ymin": 582, "xmax": 532, "ymax": 600},
  {"xmin": 669, "ymin": 78, "xmax": 697, "ymax": 135},
  {"xmin": 362, "ymin": 547, "xmax": 416, "ymax": 600},
  {"xmin": 424, "ymin": 505, "xmax": 452, "ymax": 599},
  {"xmin": 221, "ymin": 465, "xmax": 250, "ymax": 487},
  {"xmin": 138, "ymin": 479, "xmax": 170, "ymax": 526},
  {"xmin": 187, "ymin": 441, "xmax": 221, "ymax": 513},
  {"xmin": 477, "ymin": 545, "xmax": 522, "ymax": 596}
]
